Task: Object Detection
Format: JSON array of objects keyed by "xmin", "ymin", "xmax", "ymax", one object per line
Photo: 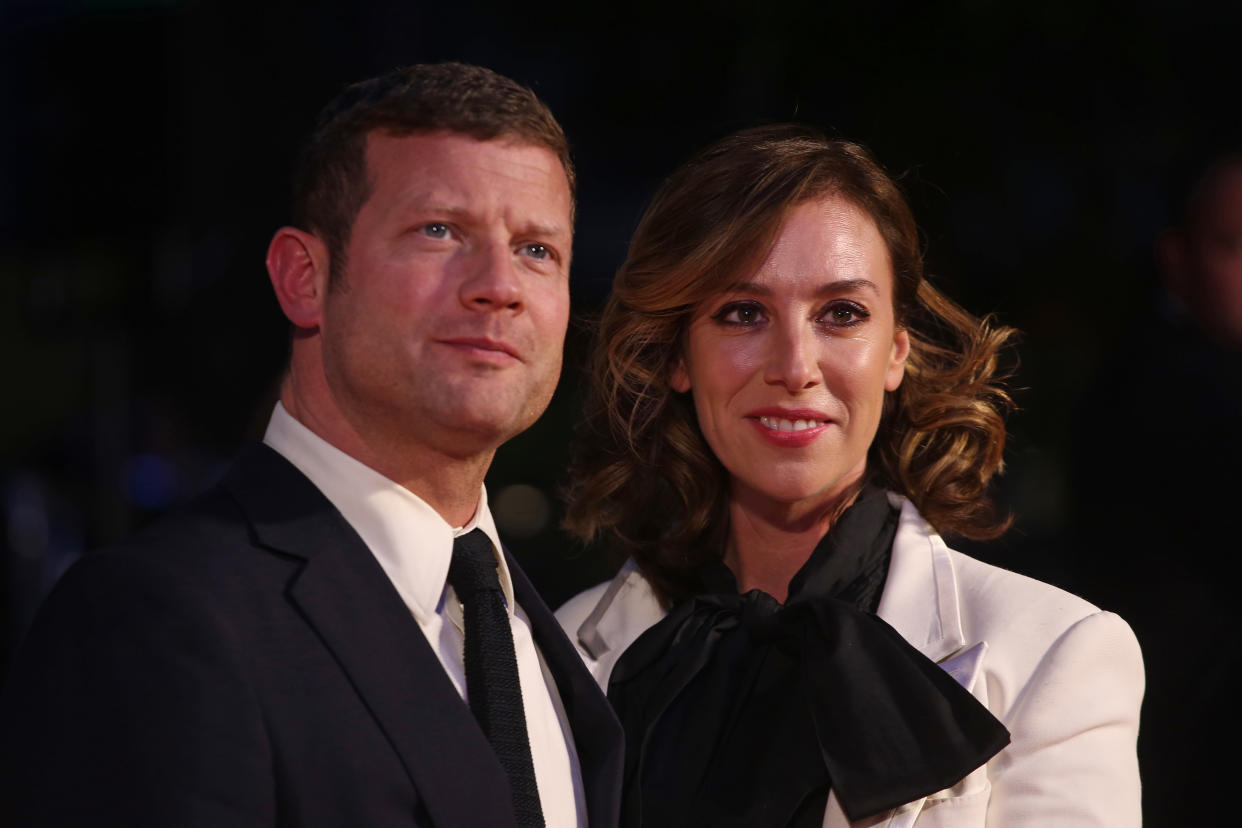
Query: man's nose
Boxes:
[
  {"xmin": 763, "ymin": 324, "xmax": 820, "ymax": 392},
  {"xmin": 460, "ymin": 243, "xmax": 523, "ymax": 311}
]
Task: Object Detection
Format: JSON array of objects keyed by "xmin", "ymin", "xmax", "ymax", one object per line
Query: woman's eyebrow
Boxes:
[
  {"xmin": 817, "ymin": 278, "xmax": 881, "ymax": 296},
  {"xmin": 722, "ymin": 281, "xmax": 773, "ymax": 296},
  {"xmin": 724, "ymin": 278, "xmax": 880, "ymax": 296}
]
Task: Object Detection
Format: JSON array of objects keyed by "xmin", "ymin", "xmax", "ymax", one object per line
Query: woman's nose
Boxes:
[{"xmin": 763, "ymin": 325, "xmax": 820, "ymax": 391}]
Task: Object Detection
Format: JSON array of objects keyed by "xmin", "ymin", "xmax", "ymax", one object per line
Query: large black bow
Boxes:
[{"xmin": 608, "ymin": 589, "xmax": 1010, "ymax": 826}]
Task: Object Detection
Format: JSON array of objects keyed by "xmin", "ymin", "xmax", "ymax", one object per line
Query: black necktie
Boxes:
[{"xmin": 448, "ymin": 529, "xmax": 545, "ymax": 828}]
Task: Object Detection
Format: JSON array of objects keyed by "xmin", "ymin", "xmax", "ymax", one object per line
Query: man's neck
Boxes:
[{"xmin": 279, "ymin": 384, "xmax": 493, "ymax": 528}]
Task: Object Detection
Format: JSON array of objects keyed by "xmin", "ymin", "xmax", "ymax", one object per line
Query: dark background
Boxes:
[{"xmin": 2, "ymin": 0, "xmax": 1239, "ymax": 821}]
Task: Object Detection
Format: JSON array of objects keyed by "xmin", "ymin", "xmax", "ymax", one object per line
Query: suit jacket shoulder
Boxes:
[{"xmin": 3, "ymin": 444, "xmax": 622, "ymax": 828}]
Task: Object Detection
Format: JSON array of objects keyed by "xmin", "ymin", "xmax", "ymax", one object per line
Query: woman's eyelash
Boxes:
[
  {"xmin": 820, "ymin": 302, "xmax": 870, "ymax": 326},
  {"xmin": 710, "ymin": 302, "xmax": 765, "ymax": 325},
  {"xmin": 708, "ymin": 300, "xmax": 872, "ymax": 328}
]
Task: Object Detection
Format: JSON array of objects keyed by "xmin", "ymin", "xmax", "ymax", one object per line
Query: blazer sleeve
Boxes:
[
  {"xmin": 0, "ymin": 552, "xmax": 275, "ymax": 827},
  {"xmin": 985, "ymin": 610, "xmax": 1144, "ymax": 827}
]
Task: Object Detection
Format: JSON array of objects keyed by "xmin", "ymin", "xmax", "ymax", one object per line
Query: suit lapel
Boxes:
[
  {"xmin": 220, "ymin": 445, "xmax": 518, "ymax": 828},
  {"xmin": 507, "ymin": 550, "xmax": 624, "ymax": 828}
]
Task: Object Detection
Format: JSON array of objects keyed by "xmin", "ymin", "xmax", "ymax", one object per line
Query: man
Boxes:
[
  {"xmin": 1156, "ymin": 153, "xmax": 1242, "ymax": 350},
  {"xmin": 1068, "ymin": 151, "xmax": 1242, "ymax": 824},
  {"xmin": 0, "ymin": 63, "xmax": 622, "ymax": 827}
]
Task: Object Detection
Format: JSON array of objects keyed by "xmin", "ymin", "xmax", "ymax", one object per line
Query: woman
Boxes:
[{"xmin": 557, "ymin": 125, "xmax": 1143, "ymax": 827}]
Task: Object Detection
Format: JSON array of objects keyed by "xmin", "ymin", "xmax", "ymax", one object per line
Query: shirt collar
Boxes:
[{"xmin": 262, "ymin": 401, "xmax": 513, "ymax": 622}]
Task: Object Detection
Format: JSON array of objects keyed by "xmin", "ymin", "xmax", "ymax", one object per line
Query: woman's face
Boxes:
[{"xmin": 671, "ymin": 195, "xmax": 910, "ymax": 514}]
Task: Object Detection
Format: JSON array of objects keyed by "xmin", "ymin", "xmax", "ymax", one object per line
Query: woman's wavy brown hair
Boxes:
[{"xmin": 564, "ymin": 124, "xmax": 1016, "ymax": 606}]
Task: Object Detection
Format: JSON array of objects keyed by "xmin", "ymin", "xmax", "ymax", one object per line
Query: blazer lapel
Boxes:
[
  {"xmin": 875, "ymin": 496, "xmax": 968, "ymax": 663},
  {"xmin": 507, "ymin": 551, "xmax": 624, "ymax": 828},
  {"xmin": 220, "ymin": 444, "xmax": 518, "ymax": 828}
]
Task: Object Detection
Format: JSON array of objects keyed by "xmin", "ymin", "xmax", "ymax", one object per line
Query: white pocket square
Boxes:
[{"xmin": 938, "ymin": 641, "xmax": 988, "ymax": 692}]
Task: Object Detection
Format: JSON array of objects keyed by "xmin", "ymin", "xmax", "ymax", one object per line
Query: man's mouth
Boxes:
[{"xmin": 438, "ymin": 337, "xmax": 522, "ymax": 361}]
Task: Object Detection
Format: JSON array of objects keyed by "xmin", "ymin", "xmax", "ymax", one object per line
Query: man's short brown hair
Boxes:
[{"xmin": 291, "ymin": 62, "xmax": 573, "ymax": 284}]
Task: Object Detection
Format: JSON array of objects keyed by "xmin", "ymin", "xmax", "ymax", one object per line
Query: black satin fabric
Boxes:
[{"xmin": 607, "ymin": 487, "xmax": 1010, "ymax": 826}]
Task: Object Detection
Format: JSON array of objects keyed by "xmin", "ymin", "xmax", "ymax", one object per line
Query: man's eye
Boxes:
[
  {"xmin": 522, "ymin": 243, "xmax": 551, "ymax": 260},
  {"xmin": 422, "ymin": 223, "xmax": 450, "ymax": 239},
  {"xmin": 1213, "ymin": 232, "xmax": 1242, "ymax": 256}
]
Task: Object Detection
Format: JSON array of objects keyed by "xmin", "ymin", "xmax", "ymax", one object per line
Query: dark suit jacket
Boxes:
[{"xmin": 0, "ymin": 444, "xmax": 623, "ymax": 827}]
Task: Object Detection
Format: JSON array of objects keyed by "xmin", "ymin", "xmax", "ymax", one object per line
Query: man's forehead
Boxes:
[
  {"xmin": 364, "ymin": 129, "xmax": 567, "ymax": 179},
  {"xmin": 1191, "ymin": 162, "xmax": 1242, "ymax": 228},
  {"xmin": 354, "ymin": 131, "xmax": 572, "ymax": 248},
  {"xmin": 365, "ymin": 131, "xmax": 569, "ymax": 199}
]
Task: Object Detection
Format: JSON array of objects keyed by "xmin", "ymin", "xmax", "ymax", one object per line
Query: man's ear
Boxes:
[
  {"xmin": 266, "ymin": 227, "xmax": 331, "ymax": 329},
  {"xmin": 670, "ymin": 356, "xmax": 691, "ymax": 393}
]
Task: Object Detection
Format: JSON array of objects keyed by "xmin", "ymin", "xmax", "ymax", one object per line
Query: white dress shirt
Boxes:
[{"xmin": 264, "ymin": 402, "xmax": 586, "ymax": 828}]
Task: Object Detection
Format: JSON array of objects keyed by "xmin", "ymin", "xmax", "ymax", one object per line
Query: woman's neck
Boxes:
[{"xmin": 724, "ymin": 483, "xmax": 862, "ymax": 604}]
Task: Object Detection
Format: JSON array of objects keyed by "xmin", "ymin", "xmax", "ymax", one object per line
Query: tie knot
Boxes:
[{"xmin": 448, "ymin": 528, "xmax": 502, "ymax": 599}]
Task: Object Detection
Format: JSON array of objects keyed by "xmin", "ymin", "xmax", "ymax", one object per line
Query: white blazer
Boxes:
[{"xmin": 556, "ymin": 495, "xmax": 1144, "ymax": 827}]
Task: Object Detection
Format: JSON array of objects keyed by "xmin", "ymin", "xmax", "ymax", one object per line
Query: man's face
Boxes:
[
  {"xmin": 319, "ymin": 130, "xmax": 573, "ymax": 458},
  {"xmin": 1188, "ymin": 165, "xmax": 1242, "ymax": 347}
]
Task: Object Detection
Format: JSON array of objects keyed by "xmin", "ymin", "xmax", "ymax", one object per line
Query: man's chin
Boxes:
[{"xmin": 425, "ymin": 411, "xmax": 540, "ymax": 457}]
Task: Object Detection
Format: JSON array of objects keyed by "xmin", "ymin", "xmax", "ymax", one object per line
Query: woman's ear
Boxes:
[
  {"xmin": 885, "ymin": 328, "xmax": 911, "ymax": 391},
  {"xmin": 266, "ymin": 227, "xmax": 331, "ymax": 330},
  {"xmin": 670, "ymin": 356, "xmax": 692, "ymax": 392}
]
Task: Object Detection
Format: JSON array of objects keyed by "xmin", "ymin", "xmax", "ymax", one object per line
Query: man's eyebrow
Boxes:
[
  {"xmin": 515, "ymin": 220, "xmax": 570, "ymax": 240},
  {"xmin": 405, "ymin": 200, "xmax": 469, "ymax": 218},
  {"xmin": 402, "ymin": 200, "xmax": 569, "ymax": 239}
]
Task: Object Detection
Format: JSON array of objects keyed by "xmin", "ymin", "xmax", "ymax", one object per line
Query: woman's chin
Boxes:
[{"xmin": 730, "ymin": 474, "xmax": 864, "ymax": 518}]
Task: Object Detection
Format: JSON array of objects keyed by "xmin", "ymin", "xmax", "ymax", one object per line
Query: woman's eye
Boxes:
[
  {"xmin": 713, "ymin": 302, "xmax": 765, "ymax": 326},
  {"xmin": 521, "ymin": 243, "xmax": 551, "ymax": 261},
  {"xmin": 821, "ymin": 302, "xmax": 869, "ymax": 327},
  {"xmin": 421, "ymin": 223, "xmax": 450, "ymax": 239}
]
